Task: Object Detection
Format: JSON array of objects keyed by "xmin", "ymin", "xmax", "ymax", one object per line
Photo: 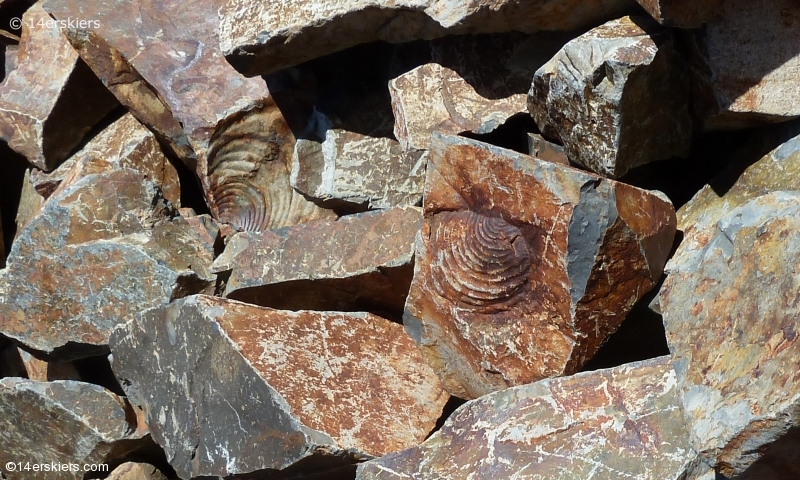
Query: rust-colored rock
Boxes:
[
  {"xmin": 214, "ymin": 207, "xmax": 421, "ymax": 317},
  {"xmin": 16, "ymin": 348, "xmax": 81, "ymax": 382},
  {"xmin": 110, "ymin": 295, "xmax": 449, "ymax": 479},
  {"xmin": 527, "ymin": 133, "xmax": 569, "ymax": 165},
  {"xmin": 0, "ymin": 169, "xmax": 216, "ymax": 360},
  {"xmin": 660, "ymin": 191, "xmax": 800, "ymax": 478},
  {"xmin": 406, "ymin": 133, "xmax": 676, "ymax": 399},
  {"xmin": 529, "ymin": 16, "xmax": 691, "ymax": 178},
  {"xmin": 0, "ymin": 379, "xmax": 147, "ymax": 480},
  {"xmin": 0, "ymin": 4, "xmax": 118, "ymax": 171},
  {"xmin": 357, "ymin": 357, "xmax": 700, "ymax": 480},
  {"xmin": 105, "ymin": 463, "xmax": 168, "ymax": 480},
  {"xmin": 634, "ymin": 0, "xmax": 723, "ymax": 27}
]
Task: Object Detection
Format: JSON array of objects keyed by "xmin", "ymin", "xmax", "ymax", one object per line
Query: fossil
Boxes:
[{"xmin": 430, "ymin": 211, "xmax": 532, "ymax": 313}]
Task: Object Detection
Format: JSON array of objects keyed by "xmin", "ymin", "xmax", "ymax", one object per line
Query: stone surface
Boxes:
[
  {"xmin": 0, "ymin": 379, "xmax": 145, "ymax": 480},
  {"xmin": 529, "ymin": 15, "xmax": 691, "ymax": 178},
  {"xmin": 389, "ymin": 33, "xmax": 565, "ymax": 151},
  {"xmin": 106, "ymin": 463, "xmax": 168, "ymax": 480},
  {"xmin": 406, "ymin": 133, "xmax": 676, "ymax": 399},
  {"xmin": 0, "ymin": 169, "xmax": 216, "ymax": 360},
  {"xmin": 110, "ymin": 295, "xmax": 449, "ymax": 479},
  {"xmin": 17, "ymin": 348, "xmax": 81, "ymax": 382},
  {"xmin": 14, "ymin": 169, "xmax": 45, "ymax": 240},
  {"xmin": 686, "ymin": 0, "xmax": 800, "ymax": 129},
  {"xmin": 527, "ymin": 133, "xmax": 569, "ymax": 165},
  {"xmin": 356, "ymin": 357, "xmax": 699, "ymax": 480},
  {"xmin": 42, "ymin": 0, "xmax": 333, "ymax": 231},
  {"xmin": 634, "ymin": 0, "xmax": 723, "ymax": 27},
  {"xmin": 0, "ymin": 4, "xmax": 118, "ymax": 171},
  {"xmin": 659, "ymin": 191, "xmax": 800, "ymax": 477},
  {"xmin": 219, "ymin": 0, "xmax": 636, "ymax": 76},
  {"xmin": 215, "ymin": 206, "xmax": 421, "ymax": 317}
]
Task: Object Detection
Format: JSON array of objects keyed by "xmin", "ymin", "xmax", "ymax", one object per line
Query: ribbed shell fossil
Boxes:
[
  {"xmin": 430, "ymin": 211, "xmax": 532, "ymax": 312},
  {"xmin": 206, "ymin": 101, "xmax": 332, "ymax": 232}
]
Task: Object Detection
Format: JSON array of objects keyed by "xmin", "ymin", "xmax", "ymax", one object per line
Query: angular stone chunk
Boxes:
[
  {"xmin": 406, "ymin": 133, "xmax": 676, "ymax": 399},
  {"xmin": 634, "ymin": 0, "xmax": 723, "ymax": 27},
  {"xmin": 219, "ymin": 0, "xmax": 636, "ymax": 76},
  {"xmin": 16, "ymin": 348, "xmax": 81, "ymax": 382},
  {"xmin": 106, "ymin": 463, "xmax": 168, "ymax": 480},
  {"xmin": 660, "ymin": 191, "xmax": 800, "ymax": 478},
  {"xmin": 0, "ymin": 379, "xmax": 145, "ymax": 480},
  {"xmin": 110, "ymin": 295, "xmax": 449, "ymax": 479},
  {"xmin": 529, "ymin": 16, "xmax": 691, "ymax": 178},
  {"xmin": 291, "ymin": 128, "xmax": 428, "ymax": 209},
  {"xmin": 215, "ymin": 207, "xmax": 421, "ymax": 316},
  {"xmin": 0, "ymin": 169, "xmax": 215, "ymax": 360},
  {"xmin": 0, "ymin": 4, "xmax": 118, "ymax": 171},
  {"xmin": 686, "ymin": 0, "xmax": 800, "ymax": 129},
  {"xmin": 527, "ymin": 133, "xmax": 569, "ymax": 165},
  {"xmin": 357, "ymin": 357, "xmax": 699, "ymax": 480}
]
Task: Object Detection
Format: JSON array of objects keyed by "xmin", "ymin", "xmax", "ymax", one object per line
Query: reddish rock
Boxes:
[
  {"xmin": 527, "ymin": 133, "xmax": 569, "ymax": 165},
  {"xmin": 357, "ymin": 357, "xmax": 700, "ymax": 480},
  {"xmin": 0, "ymin": 4, "xmax": 118, "ymax": 171},
  {"xmin": 634, "ymin": 0, "xmax": 723, "ymax": 27},
  {"xmin": 406, "ymin": 133, "xmax": 676, "ymax": 399},
  {"xmin": 214, "ymin": 207, "xmax": 421, "ymax": 316},
  {"xmin": 16, "ymin": 348, "xmax": 81, "ymax": 382},
  {"xmin": 110, "ymin": 295, "xmax": 449, "ymax": 479}
]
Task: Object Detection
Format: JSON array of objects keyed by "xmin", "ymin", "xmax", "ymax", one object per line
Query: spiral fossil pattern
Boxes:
[
  {"xmin": 206, "ymin": 101, "xmax": 330, "ymax": 231},
  {"xmin": 430, "ymin": 211, "xmax": 532, "ymax": 312}
]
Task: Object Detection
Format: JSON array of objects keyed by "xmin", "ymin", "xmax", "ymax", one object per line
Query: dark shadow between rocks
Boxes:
[
  {"xmin": 460, "ymin": 113, "xmax": 540, "ymax": 155},
  {"xmin": 425, "ymin": 395, "xmax": 466, "ymax": 440},
  {"xmin": 0, "ymin": 140, "xmax": 28, "ymax": 259}
]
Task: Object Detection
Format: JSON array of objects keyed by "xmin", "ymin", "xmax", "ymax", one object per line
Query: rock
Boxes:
[
  {"xmin": 389, "ymin": 33, "xmax": 565, "ymax": 151},
  {"xmin": 214, "ymin": 206, "xmax": 421, "ymax": 317},
  {"xmin": 13, "ymin": 169, "xmax": 45, "ymax": 240},
  {"xmin": 0, "ymin": 379, "xmax": 146, "ymax": 480},
  {"xmin": 0, "ymin": 4, "xmax": 118, "ymax": 171},
  {"xmin": 660, "ymin": 191, "xmax": 800, "ymax": 477},
  {"xmin": 219, "ymin": 0, "xmax": 636, "ymax": 76},
  {"xmin": 634, "ymin": 0, "xmax": 723, "ymax": 27},
  {"xmin": 529, "ymin": 15, "xmax": 691, "ymax": 178},
  {"xmin": 356, "ymin": 357, "xmax": 700, "ymax": 480},
  {"xmin": 0, "ymin": 169, "xmax": 216, "ymax": 360},
  {"xmin": 527, "ymin": 133, "xmax": 569, "ymax": 165},
  {"xmin": 42, "ymin": 0, "xmax": 333, "ymax": 231},
  {"xmin": 16, "ymin": 348, "xmax": 81, "ymax": 382},
  {"xmin": 106, "ymin": 463, "xmax": 168, "ymax": 480},
  {"xmin": 110, "ymin": 295, "xmax": 449, "ymax": 479},
  {"xmin": 291, "ymin": 125, "xmax": 428, "ymax": 210},
  {"xmin": 406, "ymin": 133, "xmax": 676, "ymax": 399},
  {"xmin": 687, "ymin": 0, "xmax": 800, "ymax": 129}
]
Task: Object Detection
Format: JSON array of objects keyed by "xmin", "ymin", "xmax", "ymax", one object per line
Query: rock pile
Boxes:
[{"xmin": 1, "ymin": 0, "xmax": 800, "ymax": 479}]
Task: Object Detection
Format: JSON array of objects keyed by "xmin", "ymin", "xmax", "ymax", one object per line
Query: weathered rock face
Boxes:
[
  {"xmin": 0, "ymin": 4, "xmax": 118, "ymax": 171},
  {"xmin": 110, "ymin": 295, "xmax": 449, "ymax": 479},
  {"xmin": 0, "ymin": 170, "xmax": 216, "ymax": 360},
  {"xmin": 215, "ymin": 207, "xmax": 421, "ymax": 316},
  {"xmin": 390, "ymin": 33, "xmax": 565, "ymax": 151},
  {"xmin": 634, "ymin": 0, "xmax": 723, "ymax": 27},
  {"xmin": 0, "ymin": 379, "xmax": 146, "ymax": 480},
  {"xmin": 687, "ymin": 0, "xmax": 800, "ymax": 130},
  {"xmin": 105, "ymin": 463, "xmax": 168, "ymax": 480},
  {"xmin": 529, "ymin": 15, "xmax": 691, "ymax": 178},
  {"xmin": 406, "ymin": 133, "xmax": 676, "ymax": 399},
  {"xmin": 42, "ymin": 0, "xmax": 333, "ymax": 231},
  {"xmin": 660, "ymin": 191, "xmax": 800, "ymax": 477},
  {"xmin": 219, "ymin": 0, "xmax": 636, "ymax": 76},
  {"xmin": 357, "ymin": 357, "xmax": 699, "ymax": 480}
]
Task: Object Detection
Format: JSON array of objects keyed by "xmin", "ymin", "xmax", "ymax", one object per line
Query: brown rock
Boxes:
[
  {"xmin": 686, "ymin": 0, "xmax": 800, "ymax": 129},
  {"xmin": 0, "ymin": 169, "xmax": 216, "ymax": 360},
  {"xmin": 0, "ymin": 4, "xmax": 118, "ymax": 171},
  {"xmin": 13, "ymin": 168, "xmax": 45, "ymax": 239},
  {"xmin": 0, "ymin": 379, "xmax": 146, "ymax": 480},
  {"xmin": 215, "ymin": 206, "xmax": 421, "ymax": 317},
  {"xmin": 659, "ymin": 191, "xmax": 800, "ymax": 477},
  {"xmin": 634, "ymin": 0, "xmax": 723, "ymax": 27},
  {"xmin": 42, "ymin": 0, "xmax": 334, "ymax": 231},
  {"xmin": 110, "ymin": 295, "xmax": 449, "ymax": 478},
  {"xmin": 106, "ymin": 463, "xmax": 168, "ymax": 480},
  {"xmin": 357, "ymin": 357, "xmax": 700, "ymax": 480},
  {"xmin": 527, "ymin": 133, "xmax": 569, "ymax": 165},
  {"xmin": 16, "ymin": 348, "xmax": 81, "ymax": 382},
  {"xmin": 406, "ymin": 133, "xmax": 676, "ymax": 399},
  {"xmin": 219, "ymin": 0, "xmax": 635, "ymax": 76},
  {"xmin": 529, "ymin": 16, "xmax": 691, "ymax": 178}
]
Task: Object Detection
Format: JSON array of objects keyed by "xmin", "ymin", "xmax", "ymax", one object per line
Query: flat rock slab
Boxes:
[
  {"xmin": 0, "ymin": 379, "xmax": 144, "ymax": 480},
  {"xmin": 0, "ymin": 169, "xmax": 215, "ymax": 360},
  {"xmin": 687, "ymin": 0, "xmax": 800, "ymax": 129},
  {"xmin": 0, "ymin": 4, "xmax": 118, "ymax": 171},
  {"xmin": 356, "ymin": 357, "xmax": 699, "ymax": 480},
  {"xmin": 529, "ymin": 15, "xmax": 691, "ymax": 178},
  {"xmin": 110, "ymin": 295, "xmax": 449, "ymax": 479},
  {"xmin": 660, "ymin": 191, "xmax": 800, "ymax": 477},
  {"xmin": 219, "ymin": 0, "xmax": 635, "ymax": 76},
  {"xmin": 406, "ymin": 133, "xmax": 676, "ymax": 399},
  {"xmin": 215, "ymin": 206, "xmax": 421, "ymax": 316}
]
